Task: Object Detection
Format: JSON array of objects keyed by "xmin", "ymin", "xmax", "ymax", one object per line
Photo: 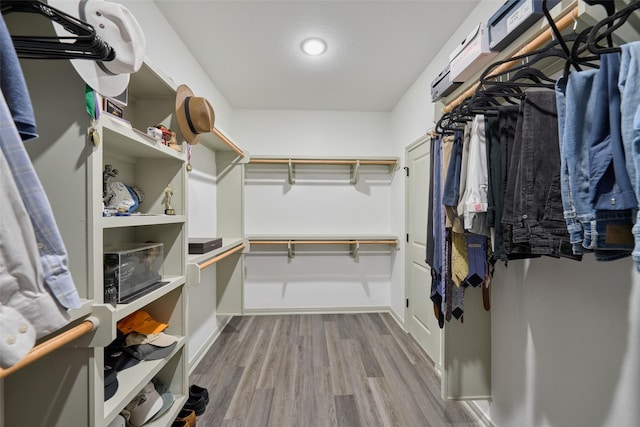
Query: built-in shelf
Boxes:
[
  {"xmin": 186, "ymin": 238, "xmax": 247, "ymax": 286},
  {"xmin": 102, "ymin": 215, "xmax": 187, "ymax": 228},
  {"xmin": 248, "ymin": 155, "xmax": 399, "ymax": 184},
  {"xmin": 248, "ymin": 234, "xmax": 398, "ymax": 258}
]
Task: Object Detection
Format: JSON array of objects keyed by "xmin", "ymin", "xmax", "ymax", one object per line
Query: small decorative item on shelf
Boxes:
[
  {"xmin": 152, "ymin": 124, "xmax": 181, "ymax": 151},
  {"xmin": 146, "ymin": 126, "xmax": 163, "ymax": 142},
  {"xmin": 102, "ymin": 164, "xmax": 145, "ymax": 217},
  {"xmin": 188, "ymin": 237, "xmax": 222, "ymax": 254},
  {"xmin": 164, "ymin": 184, "xmax": 175, "ymax": 215}
]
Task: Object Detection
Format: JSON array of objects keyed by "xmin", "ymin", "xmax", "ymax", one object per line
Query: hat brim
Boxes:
[
  {"xmin": 175, "ymin": 84, "xmax": 201, "ymax": 145},
  {"xmin": 149, "ymin": 392, "xmax": 175, "ymax": 422},
  {"xmin": 47, "ymin": 0, "xmax": 137, "ymax": 97}
]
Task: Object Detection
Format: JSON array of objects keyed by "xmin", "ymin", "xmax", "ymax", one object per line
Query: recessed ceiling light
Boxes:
[{"xmin": 301, "ymin": 38, "xmax": 327, "ymax": 56}]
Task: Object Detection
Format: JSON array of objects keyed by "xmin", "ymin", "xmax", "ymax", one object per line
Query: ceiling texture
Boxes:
[{"xmin": 155, "ymin": 0, "xmax": 480, "ymax": 112}]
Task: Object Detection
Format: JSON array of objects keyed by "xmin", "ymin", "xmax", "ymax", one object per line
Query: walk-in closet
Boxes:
[{"xmin": 1, "ymin": 1, "xmax": 639, "ymax": 426}]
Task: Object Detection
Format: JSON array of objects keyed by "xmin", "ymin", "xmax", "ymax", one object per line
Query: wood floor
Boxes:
[{"xmin": 190, "ymin": 313, "xmax": 480, "ymax": 427}]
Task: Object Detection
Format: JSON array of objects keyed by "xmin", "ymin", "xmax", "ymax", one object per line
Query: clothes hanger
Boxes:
[
  {"xmin": 587, "ymin": 0, "xmax": 640, "ymax": 54},
  {"xmin": 1, "ymin": 0, "xmax": 114, "ymax": 60}
]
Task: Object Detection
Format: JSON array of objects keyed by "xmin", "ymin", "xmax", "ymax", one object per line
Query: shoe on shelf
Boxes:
[
  {"xmin": 175, "ymin": 408, "xmax": 196, "ymax": 427},
  {"xmin": 183, "ymin": 395, "xmax": 206, "ymax": 416},
  {"xmin": 189, "ymin": 384, "xmax": 209, "ymax": 406}
]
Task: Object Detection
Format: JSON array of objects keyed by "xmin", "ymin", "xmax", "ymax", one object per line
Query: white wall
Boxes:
[
  {"xmin": 390, "ymin": 0, "xmax": 640, "ymax": 426},
  {"xmin": 119, "ymin": 0, "xmax": 233, "ymax": 367},
  {"xmin": 234, "ymin": 110, "xmax": 399, "ymax": 311}
]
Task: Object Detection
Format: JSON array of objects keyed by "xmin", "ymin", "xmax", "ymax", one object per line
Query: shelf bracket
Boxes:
[
  {"xmin": 288, "ymin": 159, "xmax": 296, "ymax": 185},
  {"xmin": 350, "ymin": 160, "xmax": 360, "ymax": 185},
  {"xmin": 350, "ymin": 241, "xmax": 360, "ymax": 258},
  {"xmin": 287, "ymin": 240, "xmax": 295, "ymax": 259}
]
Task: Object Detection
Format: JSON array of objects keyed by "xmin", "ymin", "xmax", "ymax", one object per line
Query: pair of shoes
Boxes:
[
  {"xmin": 183, "ymin": 384, "xmax": 209, "ymax": 416},
  {"xmin": 174, "ymin": 408, "xmax": 196, "ymax": 427}
]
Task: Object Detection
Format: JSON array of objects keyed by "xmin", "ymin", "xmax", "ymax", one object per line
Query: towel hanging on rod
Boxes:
[{"xmin": 1, "ymin": 0, "xmax": 114, "ymax": 61}]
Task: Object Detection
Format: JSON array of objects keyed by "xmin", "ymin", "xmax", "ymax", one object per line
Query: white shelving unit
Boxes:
[{"xmin": 2, "ymin": 26, "xmax": 191, "ymax": 423}]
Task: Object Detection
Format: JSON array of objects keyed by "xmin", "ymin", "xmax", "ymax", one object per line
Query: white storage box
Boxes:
[{"xmin": 449, "ymin": 23, "xmax": 497, "ymax": 82}]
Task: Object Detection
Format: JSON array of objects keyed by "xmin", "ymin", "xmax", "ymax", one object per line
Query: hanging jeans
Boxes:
[
  {"xmin": 502, "ymin": 91, "xmax": 576, "ymax": 259},
  {"xmin": 619, "ymin": 42, "xmax": 640, "ymax": 270},
  {"xmin": 557, "ymin": 69, "xmax": 632, "ymax": 260},
  {"xmin": 589, "ymin": 53, "xmax": 636, "ymax": 254}
]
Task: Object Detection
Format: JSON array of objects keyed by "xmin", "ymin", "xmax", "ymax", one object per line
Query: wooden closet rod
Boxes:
[
  {"xmin": 213, "ymin": 127, "xmax": 245, "ymax": 157},
  {"xmin": 198, "ymin": 243, "xmax": 245, "ymax": 270},
  {"xmin": 444, "ymin": 4, "xmax": 579, "ymax": 113},
  {"xmin": 0, "ymin": 317, "xmax": 97, "ymax": 379},
  {"xmin": 250, "ymin": 240, "xmax": 398, "ymax": 245},
  {"xmin": 249, "ymin": 158, "xmax": 397, "ymax": 166}
]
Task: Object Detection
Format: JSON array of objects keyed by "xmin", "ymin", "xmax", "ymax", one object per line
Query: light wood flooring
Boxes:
[{"xmin": 190, "ymin": 313, "xmax": 480, "ymax": 427}]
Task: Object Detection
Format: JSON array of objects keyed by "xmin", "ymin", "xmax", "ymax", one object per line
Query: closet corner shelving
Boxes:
[
  {"xmin": 6, "ymin": 55, "xmax": 190, "ymax": 427},
  {"xmin": 186, "ymin": 238, "xmax": 248, "ymax": 316},
  {"xmin": 91, "ymin": 58, "xmax": 190, "ymax": 427}
]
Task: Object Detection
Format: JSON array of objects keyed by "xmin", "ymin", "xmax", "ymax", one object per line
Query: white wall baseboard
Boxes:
[
  {"xmin": 388, "ymin": 306, "xmax": 406, "ymax": 331},
  {"xmin": 242, "ymin": 306, "xmax": 391, "ymax": 315},
  {"xmin": 461, "ymin": 400, "xmax": 494, "ymax": 427},
  {"xmin": 188, "ymin": 315, "xmax": 233, "ymax": 375}
]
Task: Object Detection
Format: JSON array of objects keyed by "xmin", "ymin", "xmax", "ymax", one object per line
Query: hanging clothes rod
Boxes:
[
  {"xmin": 443, "ymin": 4, "xmax": 580, "ymax": 113},
  {"xmin": 249, "ymin": 158, "xmax": 397, "ymax": 166},
  {"xmin": 250, "ymin": 239, "xmax": 398, "ymax": 245},
  {"xmin": 212, "ymin": 127, "xmax": 245, "ymax": 157},
  {"xmin": 0, "ymin": 317, "xmax": 98, "ymax": 379},
  {"xmin": 198, "ymin": 243, "xmax": 245, "ymax": 270}
]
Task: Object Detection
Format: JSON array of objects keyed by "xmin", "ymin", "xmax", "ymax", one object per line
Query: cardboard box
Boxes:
[
  {"xmin": 449, "ymin": 23, "xmax": 497, "ymax": 82},
  {"xmin": 488, "ymin": 0, "xmax": 562, "ymax": 52},
  {"xmin": 104, "ymin": 243, "xmax": 165, "ymax": 304},
  {"xmin": 189, "ymin": 237, "xmax": 223, "ymax": 254}
]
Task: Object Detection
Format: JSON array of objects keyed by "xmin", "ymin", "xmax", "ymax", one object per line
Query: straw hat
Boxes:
[{"xmin": 175, "ymin": 84, "xmax": 216, "ymax": 145}]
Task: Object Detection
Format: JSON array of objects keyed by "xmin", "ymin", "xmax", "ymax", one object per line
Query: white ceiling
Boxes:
[{"xmin": 155, "ymin": 0, "xmax": 479, "ymax": 112}]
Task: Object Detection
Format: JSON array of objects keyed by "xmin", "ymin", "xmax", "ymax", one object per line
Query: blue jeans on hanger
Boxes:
[
  {"xmin": 619, "ymin": 41, "xmax": 640, "ymax": 270},
  {"xmin": 559, "ymin": 69, "xmax": 632, "ymax": 260}
]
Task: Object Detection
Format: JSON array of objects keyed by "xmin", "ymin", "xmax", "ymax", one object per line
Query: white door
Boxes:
[{"xmin": 405, "ymin": 136, "xmax": 441, "ymax": 371}]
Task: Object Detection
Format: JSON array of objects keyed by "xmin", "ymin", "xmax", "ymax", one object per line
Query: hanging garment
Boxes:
[
  {"xmin": 619, "ymin": 41, "xmax": 640, "ymax": 270},
  {"xmin": 453, "ymin": 123, "xmax": 472, "ymax": 233},
  {"xmin": 443, "ymin": 129, "xmax": 463, "ymax": 225},
  {"xmin": 0, "ymin": 15, "xmax": 81, "ymax": 310},
  {"xmin": 508, "ymin": 91, "xmax": 577, "ymax": 259},
  {"xmin": 462, "ymin": 114, "xmax": 490, "ymax": 236},
  {"xmin": 0, "ymin": 92, "xmax": 71, "ymax": 368},
  {"xmin": 429, "ymin": 135, "xmax": 445, "ymax": 328},
  {"xmin": 0, "ymin": 16, "xmax": 36, "ymax": 141},
  {"xmin": 588, "ymin": 53, "xmax": 636, "ymax": 255}
]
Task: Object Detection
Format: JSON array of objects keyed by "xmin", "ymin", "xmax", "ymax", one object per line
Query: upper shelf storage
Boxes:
[{"xmin": 248, "ymin": 155, "xmax": 399, "ymax": 184}]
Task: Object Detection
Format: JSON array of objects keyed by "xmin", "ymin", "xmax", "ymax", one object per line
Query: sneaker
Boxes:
[{"xmin": 189, "ymin": 384, "xmax": 209, "ymax": 406}]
